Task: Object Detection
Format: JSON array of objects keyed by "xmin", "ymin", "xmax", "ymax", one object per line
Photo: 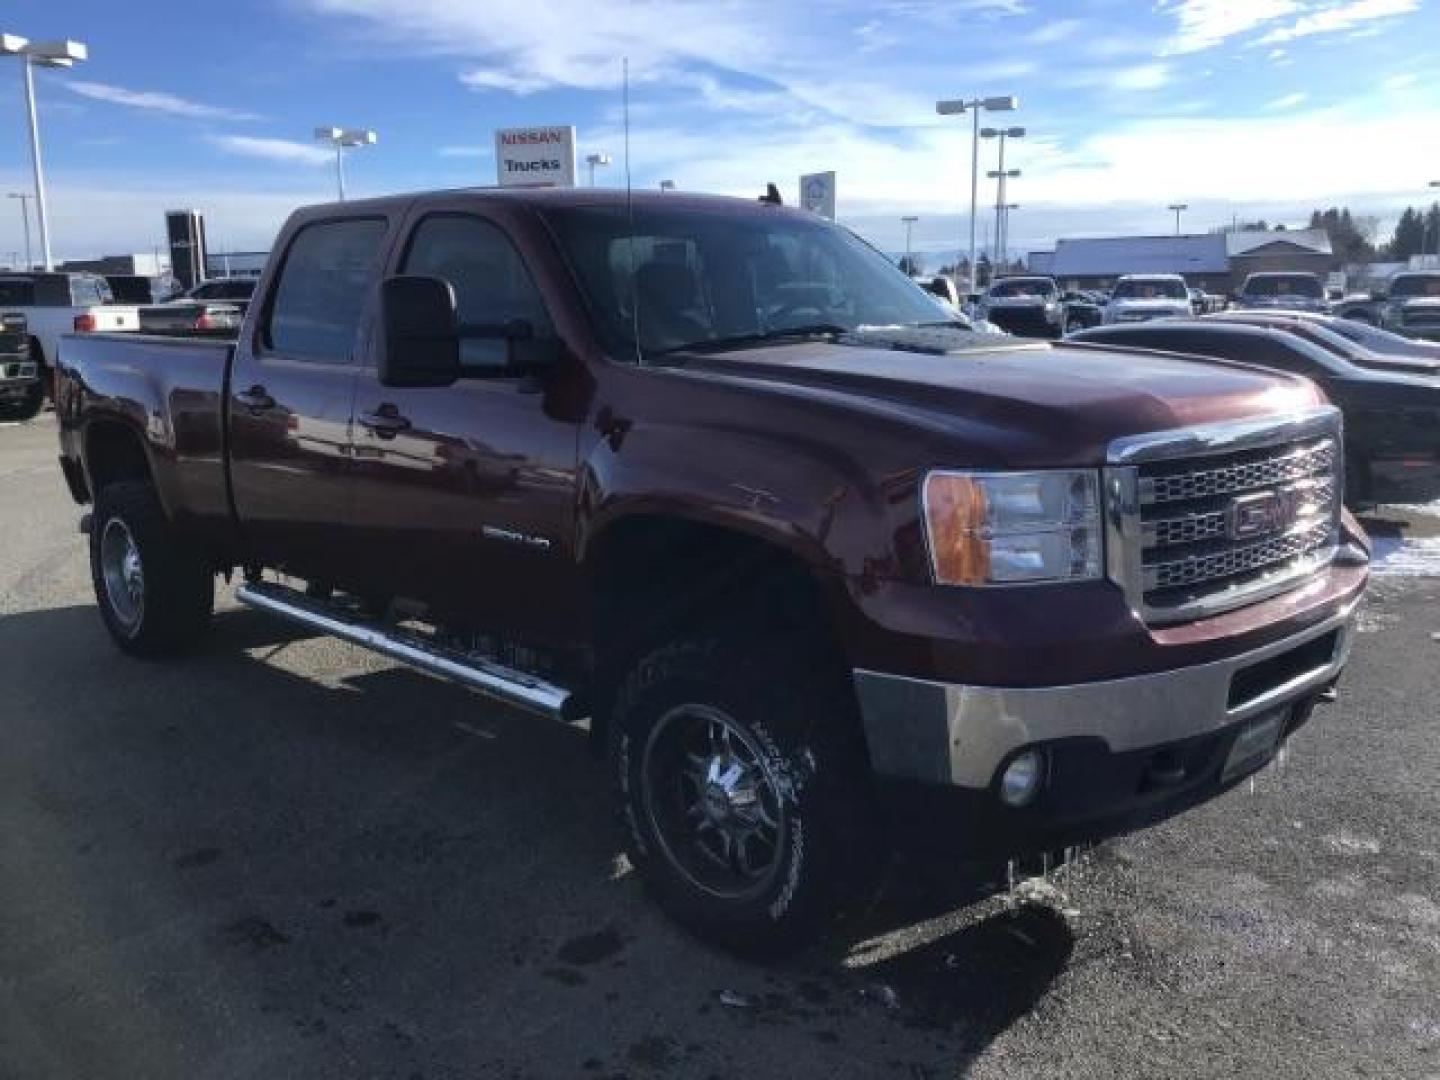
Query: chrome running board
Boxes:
[{"xmin": 236, "ymin": 581, "xmax": 572, "ymax": 720}]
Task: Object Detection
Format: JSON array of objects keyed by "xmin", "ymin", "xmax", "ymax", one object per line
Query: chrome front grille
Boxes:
[
  {"xmin": 1141, "ymin": 440, "xmax": 1335, "ymax": 505},
  {"xmin": 1106, "ymin": 408, "xmax": 1343, "ymax": 625}
]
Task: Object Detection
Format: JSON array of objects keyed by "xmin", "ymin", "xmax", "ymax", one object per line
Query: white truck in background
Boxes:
[{"xmin": 0, "ymin": 273, "xmax": 139, "ymax": 401}]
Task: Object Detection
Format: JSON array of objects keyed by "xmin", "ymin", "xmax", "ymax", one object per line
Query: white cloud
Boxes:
[
  {"xmin": 1259, "ymin": 0, "xmax": 1419, "ymax": 43},
  {"xmin": 65, "ymin": 80, "xmax": 259, "ymax": 121},
  {"xmin": 437, "ymin": 145, "xmax": 492, "ymax": 158},
  {"xmin": 1161, "ymin": 0, "xmax": 1302, "ymax": 53},
  {"xmin": 1382, "ymin": 71, "xmax": 1421, "ymax": 90},
  {"xmin": 1267, "ymin": 91, "xmax": 1308, "ymax": 108},
  {"xmin": 208, "ymin": 135, "xmax": 333, "ymax": 166},
  {"xmin": 1026, "ymin": 18, "xmax": 1086, "ymax": 45},
  {"xmin": 1111, "ymin": 63, "xmax": 1171, "ymax": 91}
]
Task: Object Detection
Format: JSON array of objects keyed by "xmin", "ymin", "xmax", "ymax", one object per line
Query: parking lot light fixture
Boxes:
[
  {"xmin": 1168, "ymin": 202, "xmax": 1189, "ymax": 235},
  {"xmin": 7, "ymin": 192, "xmax": 32, "ymax": 269},
  {"xmin": 935, "ymin": 94, "xmax": 1018, "ymax": 295},
  {"xmin": 2, "ymin": 34, "xmax": 88, "ymax": 271},
  {"xmin": 314, "ymin": 127, "xmax": 377, "ymax": 202},
  {"xmin": 659, "ymin": 179, "xmax": 675, "ymax": 192},
  {"xmin": 983, "ymin": 126, "xmax": 1025, "ymax": 268},
  {"xmin": 585, "ymin": 152, "xmax": 612, "ymax": 187}
]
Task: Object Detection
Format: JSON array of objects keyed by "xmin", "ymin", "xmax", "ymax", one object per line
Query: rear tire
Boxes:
[
  {"xmin": 611, "ymin": 628, "xmax": 879, "ymax": 956},
  {"xmin": 90, "ymin": 480, "xmax": 213, "ymax": 656},
  {"xmin": 0, "ymin": 382, "xmax": 45, "ymax": 422}
]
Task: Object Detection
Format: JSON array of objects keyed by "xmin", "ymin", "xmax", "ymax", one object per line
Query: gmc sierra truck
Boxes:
[{"xmin": 56, "ymin": 189, "xmax": 1369, "ymax": 953}]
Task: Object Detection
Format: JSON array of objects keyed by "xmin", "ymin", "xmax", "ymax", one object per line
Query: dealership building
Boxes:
[{"xmin": 1029, "ymin": 229, "xmax": 1335, "ymax": 293}]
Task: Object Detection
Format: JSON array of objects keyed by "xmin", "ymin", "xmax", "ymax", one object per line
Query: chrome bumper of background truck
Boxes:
[{"xmin": 853, "ymin": 598, "xmax": 1359, "ymax": 790}]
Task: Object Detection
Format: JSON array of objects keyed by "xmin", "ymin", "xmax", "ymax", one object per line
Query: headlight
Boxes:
[{"xmin": 922, "ymin": 470, "xmax": 1103, "ymax": 585}]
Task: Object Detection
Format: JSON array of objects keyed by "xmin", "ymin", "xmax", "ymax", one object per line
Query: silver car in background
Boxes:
[{"xmin": 1102, "ymin": 273, "xmax": 1192, "ymax": 324}]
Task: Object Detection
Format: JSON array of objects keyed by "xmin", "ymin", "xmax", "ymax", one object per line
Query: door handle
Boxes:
[
  {"xmin": 235, "ymin": 385, "xmax": 275, "ymax": 413},
  {"xmin": 359, "ymin": 404, "xmax": 411, "ymax": 439}
]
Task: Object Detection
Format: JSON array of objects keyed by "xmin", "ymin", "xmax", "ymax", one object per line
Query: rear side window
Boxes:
[
  {"xmin": 400, "ymin": 214, "xmax": 552, "ymax": 371},
  {"xmin": 219, "ymin": 280, "xmax": 256, "ymax": 300},
  {"xmin": 266, "ymin": 218, "xmax": 387, "ymax": 362},
  {"xmin": 0, "ymin": 280, "xmax": 36, "ymax": 306}
]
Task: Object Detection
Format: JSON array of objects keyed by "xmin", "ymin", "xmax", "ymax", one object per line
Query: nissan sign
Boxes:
[{"xmin": 495, "ymin": 125, "xmax": 578, "ymax": 188}]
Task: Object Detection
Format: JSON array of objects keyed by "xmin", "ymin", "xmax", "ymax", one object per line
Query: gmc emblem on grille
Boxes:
[{"xmin": 1229, "ymin": 489, "xmax": 1296, "ymax": 540}]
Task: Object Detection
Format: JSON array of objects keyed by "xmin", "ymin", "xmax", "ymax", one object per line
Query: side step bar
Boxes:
[{"xmin": 236, "ymin": 581, "xmax": 573, "ymax": 720}]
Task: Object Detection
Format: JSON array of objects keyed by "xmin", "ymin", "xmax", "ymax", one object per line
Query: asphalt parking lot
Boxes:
[{"xmin": 2, "ymin": 413, "xmax": 1438, "ymax": 1080}]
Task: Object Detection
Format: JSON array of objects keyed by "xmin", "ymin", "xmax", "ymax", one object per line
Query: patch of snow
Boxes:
[{"xmin": 1369, "ymin": 535, "xmax": 1440, "ymax": 577}]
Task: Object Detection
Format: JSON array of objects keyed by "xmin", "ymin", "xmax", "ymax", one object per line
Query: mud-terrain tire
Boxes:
[
  {"xmin": 611, "ymin": 629, "xmax": 878, "ymax": 956},
  {"xmin": 90, "ymin": 480, "xmax": 213, "ymax": 656}
]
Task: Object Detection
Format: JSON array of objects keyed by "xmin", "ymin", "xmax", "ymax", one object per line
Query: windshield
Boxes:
[
  {"xmin": 1243, "ymin": 275, "xmax": 1322, "ymax": 298},
  {"xmin": 989, "ymin": 278, "xmax": 1055, "ymax": 298},
  {"xmin": 1112, "ymin": 278, "xmax": 1187, "ymax": 300},
  {"xmin": 543, "ymin": 205, "xmax": 952, "ymax": 358},
  {"xmin": 1389, "ymin": 275, "xmax": 1440, "ymax": 298}
]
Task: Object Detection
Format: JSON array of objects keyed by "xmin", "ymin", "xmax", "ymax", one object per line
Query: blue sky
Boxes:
[{"xmin": 1, "ymin": 0, "xmax": 1437, "ymax": 264}]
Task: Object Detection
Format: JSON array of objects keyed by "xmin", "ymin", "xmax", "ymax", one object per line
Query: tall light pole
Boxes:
[
  {"xmin": 7, "ymin": 192, "xmax": 32, "ymax": 269},
  {"xmin": 1001, "ymin": 203, "xmax": 1020, "ymax": 269},
  {"xmin": 585, "ymin": 152, "xmax": 612, "ymax": 187},
  {"xmin": 1168, "ymin": 202, "xmax": 1188, "ymax": 236},
  {"xmin": 314, "ymin": 127, "xmax": 377, "ymax": 201},
  {"xmin": 901, "ymin": 215, "xmax": 919, "ymax": 273},
  {"xmin": 1429, "ymin": 181, "xmax": 1439, "ymax": 259},
  {"xmin": 936, "ymin": 95, "xmax": 1018, "ymax": 294},
  {"xmin": 3, "ymin": 35, "xmax": 88, "ymax": 271},
  {"xmin": 984, "ymin": 125, "xmax": 1024, "ymax": 269}
]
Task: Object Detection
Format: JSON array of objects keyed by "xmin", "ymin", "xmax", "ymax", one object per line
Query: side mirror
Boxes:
[
  {"xmin": 378, "ymin": 275, "xmax": 460, "ymax": 388},
  {"xmin": 501, "ymin": 319, "xmax": 561, "ymax": 373},
  {"xmin": 923, "ymin": 276, "xmax": 959, "ymax": 305}
]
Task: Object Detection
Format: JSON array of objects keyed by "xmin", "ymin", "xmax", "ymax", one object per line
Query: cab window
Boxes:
[
  {"xmin": 400, "ymin": 215, "xmax": 553, "ymax": 372},
  {"xmin": 265, "ymin": 218, "xmax": 387, "ymax": 363}
]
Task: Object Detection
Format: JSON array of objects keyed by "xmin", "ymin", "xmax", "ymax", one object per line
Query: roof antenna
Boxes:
[{"xmin": 623, "ymin": 57, "xmax": 643, "ymax": 366}]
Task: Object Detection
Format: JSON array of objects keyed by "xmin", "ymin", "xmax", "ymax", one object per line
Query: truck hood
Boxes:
[
  {"xmin": 1108, "ymin": 298, "xmax": 1191, "ymax": 314},
  {"xmin": 677, "ymin": 335, "xmax": 1318, "ymax": 467},
  {"xmin": 985, "ymin": 296, "xmax": 1054, "ymax": 308}
]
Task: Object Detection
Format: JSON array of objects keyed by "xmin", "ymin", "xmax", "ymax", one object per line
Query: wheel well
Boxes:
[
  {"xmin": 584, "ymin": 515, "xmax": 852, "ymax": 743},
  {"xmin": 85, "ymin": 421, "xmax": 153, "ymax": 495}
]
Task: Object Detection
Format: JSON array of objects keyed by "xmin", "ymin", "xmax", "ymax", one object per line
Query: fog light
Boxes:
[{"xmin": 999, "ymin": 750, "xmax": 1045, "ymax": 807}]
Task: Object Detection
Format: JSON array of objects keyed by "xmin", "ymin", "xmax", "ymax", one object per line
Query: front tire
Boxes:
[
  {"xmin": 90, "ymin": 480, "xmax": 213, "ymax": 656},
  {"xmin": 611, "ymin": 632, "xmax": 878, "ymax": 956}
]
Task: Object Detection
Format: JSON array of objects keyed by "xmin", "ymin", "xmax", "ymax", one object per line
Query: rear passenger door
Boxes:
[
  {"xmin": 228, "ymin": 214, "xmax": 395, "ymax": 583},
  {"xmin": 347, "ymin": 204, "xmax": 583, "ymax": 644}
]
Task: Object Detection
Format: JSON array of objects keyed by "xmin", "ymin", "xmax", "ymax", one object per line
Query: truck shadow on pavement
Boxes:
[{"xmin": 0, "ymin": 603, "xmax": 1075, "ymax": 1077}]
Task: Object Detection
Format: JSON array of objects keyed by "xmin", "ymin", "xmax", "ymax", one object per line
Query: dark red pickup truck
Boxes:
[{"xmin": 56, "ymin": 189, "xmax": 1369, "ymax": 952}]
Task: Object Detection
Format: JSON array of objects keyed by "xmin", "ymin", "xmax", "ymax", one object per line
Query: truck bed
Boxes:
[{"xmin": 57, "ymin": 331, "xmax": 238, "ymax": 547}]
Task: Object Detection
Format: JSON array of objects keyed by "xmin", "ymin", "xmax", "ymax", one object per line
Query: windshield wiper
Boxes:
[{"xmin": 655, "ymin": 324, "xmax": 851, "ymax": 356}]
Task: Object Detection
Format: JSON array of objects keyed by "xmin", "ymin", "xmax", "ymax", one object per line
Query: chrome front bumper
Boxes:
[{"xmin": 853, "ymin": 597, "xmax": 1359, "ymax": 790}]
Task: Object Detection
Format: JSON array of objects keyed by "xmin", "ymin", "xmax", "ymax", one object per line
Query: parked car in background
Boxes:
[
  {"xmin": 1212, "ymin": 309, "xmax": 1440, "ymax": 373},
  {"xmin": 1188, "ymin": 288, "xmax": 1210, "ymax": 315},
  {"xmin": 1069, "ymin": 317, "xmax": 1440, "ymax": 504},
  {"xmin": 104, "ymin": 274, "xmax": 178, "ymax": 305},
  {"xmin": 0, "ymin": 313, "xmax": 41, "ymax": 421},
  {"xmin": 1332, "ymin": 271, "xmax": 1440, "ymax": 340},
  {"xmin": 138, "ymin": 301, "xmax": 244, "ymax": 335},
  {"xmin": 182, "ymin": 276, "xmax": 257, "ymax": 314},
  {"xmin": 1102, "ymin": 274, "xmax": 1192, "ymax": 324},
  {"xmin": 0, "ymin": 273, "xmax": 139, "ymax": 393},
  {"xmin": 56, "ymin": 187, "xmax": 1366, "ymax": 953},
  {"xmin": 1235, "ymin": 272, "xmax": 1329, "ymax": 314},
  {"xmin": 978, "ymin": 275, "xmax": 1067, "ymax": 336},
  {"xmin": 1061, "ymin": 290, "xmax": 1104, "ymax": 329}
]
